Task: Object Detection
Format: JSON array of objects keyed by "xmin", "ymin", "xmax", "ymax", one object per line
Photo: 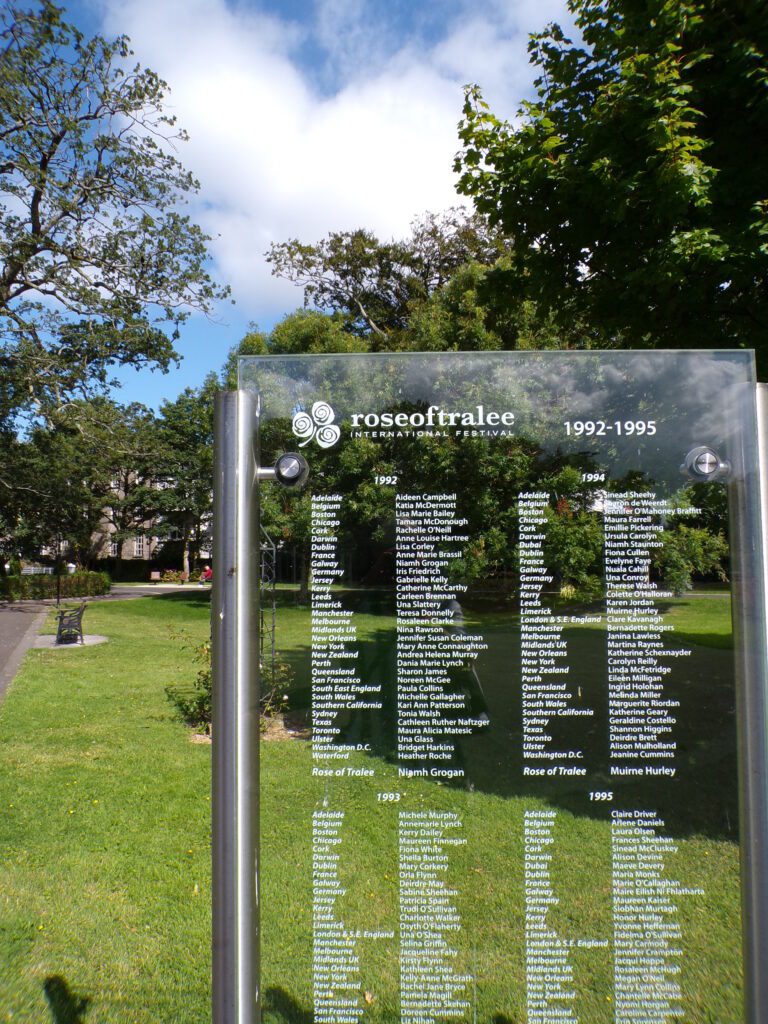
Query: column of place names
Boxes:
[
  {"xmin": 604, "ymin": 493, "xmax": 693, "ymax": 778},
  {"xmin": 310, "ymin": 494, "xmax": 382, "ymax": 767},
  {"xmin": 524, "ymin": 809, "xmax": 579, "ymax": 1024},
  {"xmin": 312, "ymin": 809, "xmax": 363, "ymax": 1023},
  {"xmin": 310, "ymin": 496, "xmax": 370, "ymax": 1024},
  {"xmin": 611, "ymin": 811, "xmax": 704, "ymax": 1024},
  {"xmin": 518, "ymin": 492, "xmax": 595, "ymax": 774},
  {"xmin": 395, "ymin": 493, "xmax": 488, "ymax": 772},
  {"xmin": 399, "ymin": 810, "xmax": 471, "ymax": 1023}
]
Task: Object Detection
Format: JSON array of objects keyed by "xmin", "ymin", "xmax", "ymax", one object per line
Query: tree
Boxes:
[
  {"xmin": 653, "ymin": 522, "xmax": 728, "ymax": 594},
  {"xmin": 0, "ymin": 1, "xmax": 228, "ymax": 422},
  {"xmin": 84, "ymin": 401, "xmax": 160, "ymax": 566},
  {"xmin": 221, "ymin": 311, "xmax": 370, "ymax": 389},
  {"xmin": 264, "ymin": 211, "xmax": 596, "ymax": 356},
  {"xmin": 150, "ymin": 375, "xmax": 217, "ymax": 577},
  {"xmin": 455, "ymin": 0, "xmax": 768, "ymax": 368},
  {"xmin": 266, "ymin": 208, "xmax": 507, "ymax": 344},
  {"xmin": 407, "ymin": 258, "xmax": 593, "ymax": 352},
  {"xmin": 6, "ymin": 399, "xmax": 156, "ymax": 565}
]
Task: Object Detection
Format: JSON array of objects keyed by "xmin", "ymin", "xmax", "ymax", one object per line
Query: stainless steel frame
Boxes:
[
  {"xmin": 212, "ymin": 390, "xmax": 260, "ymax": 1024},
  {"xmin": 737, "ymin": 382, "xmax": 768, "ymax": 1023}
]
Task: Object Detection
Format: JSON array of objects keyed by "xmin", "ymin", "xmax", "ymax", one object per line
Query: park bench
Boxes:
[
  {"xmin": 149, "ymin": 570, "xmax": 189, "ymax": 584},
  {"xmin": 55, "ymin": 602, "xmax": 86, "ymax": 645}
]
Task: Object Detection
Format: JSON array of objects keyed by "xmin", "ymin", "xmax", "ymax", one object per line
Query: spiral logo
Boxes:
[
  {"xmin": 292, "ymin": 401, "xmax": 341, "ymax": 448},
  {"xmin": 311, "ymin": 401, "xmax": 334, "ymax": 426}
]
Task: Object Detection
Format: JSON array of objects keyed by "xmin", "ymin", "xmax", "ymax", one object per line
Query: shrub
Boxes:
[
  {"xmin": 259, "ymin": 659, "xmax": 294, "ymax": 720},
  {"xmin": 165, "ymin": 632, "xmax": 212, "ymax": 733},
  {"xmin": 653, "ymin": 525, "xmax": 729, "ymax": 596},
  {"xmin": 165, "ymin": 630, "xmax": 294, "ymax": 733},
  {"xmin": 99, "ymin": 557, "xmax": 159, "ymax": 582},
  {"xmin": 0, "ymin": 571, "xmax": 110, "ymax": 601}
]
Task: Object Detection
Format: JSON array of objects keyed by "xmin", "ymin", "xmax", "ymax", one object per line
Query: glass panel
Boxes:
[{"xmin": 240, "ymin": 351, "xmax": 760, "ymax": 1024}]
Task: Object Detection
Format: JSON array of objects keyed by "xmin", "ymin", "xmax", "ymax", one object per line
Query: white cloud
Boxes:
[
  {"xmin": 99, "ymin": 0, "xmax": 572, "ymax": 323},
  {"xmin": 312, "ymin": 0, "xmax": 392, "ymax": 83}
]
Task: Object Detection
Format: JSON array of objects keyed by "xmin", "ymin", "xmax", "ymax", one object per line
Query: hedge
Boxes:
[{"xmin": 0, "ymin": 572, "xmax": 111, "ymax": 601}]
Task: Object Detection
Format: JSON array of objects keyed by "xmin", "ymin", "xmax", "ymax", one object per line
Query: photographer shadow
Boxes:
[
  {"xmin": 43, "ymin": 976, "xmax": 90, "ymax": 1023},
  {"xmin": 263, "ymin": 987, "xmax": 312, "ymax": 1023}
]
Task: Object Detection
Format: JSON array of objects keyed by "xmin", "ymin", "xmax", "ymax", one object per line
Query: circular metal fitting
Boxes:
[
  {"xmin": 693, "ymin": 450, "xmax": 719, "ymax": 476},
  {"xmin": 274, "ymin": 451, "xmax": 310, "ymax": 488},
  {"xmin": 681, "ymin": 446, "xmax": 730, "ymax": 481}
]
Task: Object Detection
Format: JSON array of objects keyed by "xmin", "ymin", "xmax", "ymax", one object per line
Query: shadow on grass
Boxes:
[
  {"xmin": 659, "ymin": 630, "xmax": 732, "ymax": 651},
  {"xmin": 263, "ymin": 987, "xmax": 517, "ymax": 1023},
  {"xmin": 276, "ymin": 603, "xmax": 740, "ymax": 840},
  {"xmin": 142, "ymin": 590, "xmax": 211, "ymax": 609},
  {"xmin": 43, "ymin": 976, "xmax": 90, "ymax": 1023},
  {"xmin": 263, "ymin": 986, "xmax": 312, "ymax": 1023}
]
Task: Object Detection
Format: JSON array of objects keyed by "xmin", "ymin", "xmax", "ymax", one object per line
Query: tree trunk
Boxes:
[
  {"xmin": 298, "ymin": 544, "xmax": 309, "ymax": 604},
  {"xmin": 182, "ymin": 518, "xmax": 191, "ymax": 578}
]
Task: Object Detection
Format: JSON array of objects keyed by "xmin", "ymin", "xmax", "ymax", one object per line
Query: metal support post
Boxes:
[
  {"xmin": 740, "ymin": 383, "xmax": 768, "ymax": 1023},
  {"xmin": 212, "ymin": 390, "xmax": 260, "ymax": 1024}
]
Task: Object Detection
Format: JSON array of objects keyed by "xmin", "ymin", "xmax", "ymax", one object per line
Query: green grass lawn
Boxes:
[
  {"xmin": 658, "ymin": 592, "xmax": 733, "ymax": 649},
  {"xmin": 0, "ymin": 594, "xmax": 213, "ymax": 1023},
  {"xmin": 0, "ymin": 592, "xmax": 743, "ymax": 1023},
  {"xmin": 260, "ymin": 746, "xmax": 741, "ymax": 1024},
  {"xmin": 261, "ymin": 591, "xmax": 742, "ymax": 1023}
]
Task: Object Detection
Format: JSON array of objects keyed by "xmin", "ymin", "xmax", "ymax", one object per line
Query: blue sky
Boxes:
[{"xmin": 67, "ymin": 0, "xmax": 574, "ymax": 409}]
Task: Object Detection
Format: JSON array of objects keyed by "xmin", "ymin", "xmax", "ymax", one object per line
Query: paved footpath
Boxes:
[
  {"xmin": 0, "ymin": 584, "xmax": 209, "ymax": 703},
  {"xmin": 0, "ymin": 601, "xmax": 49, "ymax": 702}
]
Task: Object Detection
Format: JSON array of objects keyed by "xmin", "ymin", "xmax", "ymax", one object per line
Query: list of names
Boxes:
[
  {"xmin": 524, "ymin": 809, "xmax": 580, "ymax": 1024},
  {"xmin": 612, "ymin": 810, "xmax": 703, "ymax": 1024},
  {"xmin": 310, "ymin": 494, "xmax": 382, "ymax": 766},
  {"xmin": 604, "ymin": 494, "xmax": 692, "ymax": 776},
  {"xmin": 399, "ymin": 810, "xmax": 471, "ymax": 1023},
  {"xmin": 301, "ymin": 481, "xmax": 723, "ymax": 1022},
  {"xmin": 395, "ymin": 493, "xmax": 488, "ymax": 770}
]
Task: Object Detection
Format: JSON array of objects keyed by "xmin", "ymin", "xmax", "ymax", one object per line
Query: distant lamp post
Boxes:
[
  {"xmin": 56, "ymin": 533, "xmax": 63, "ymax": 607},
  {"xmin": 56, "ymin": 479, "xmax": 72, "ymax": 607}
]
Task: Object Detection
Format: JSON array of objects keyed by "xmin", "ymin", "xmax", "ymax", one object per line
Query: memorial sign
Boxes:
[{"xmin": 214, "ymin": 351, "xmax": 768, "ymax": 1023}]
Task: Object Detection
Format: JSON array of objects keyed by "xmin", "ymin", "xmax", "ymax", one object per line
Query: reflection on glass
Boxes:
[{"xmin": 242, "ymin": 352, "xmax": 755, "ymax": 1024}]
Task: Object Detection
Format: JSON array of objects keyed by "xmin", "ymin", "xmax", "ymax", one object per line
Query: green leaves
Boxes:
[
  {"xmin": 0, "ymin": 1, "xmax": 229, "ymax": 423},
  {"xmin": 266, "ymin": 210, "xmax": 506, "ymax": 345},
  {"xmin": 1, "ymin": 397, "xmax": 159, "ymax": 563},
  {"xmin": 455, "ymin": 0, "xmax": 768, "ymax": 368}
]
